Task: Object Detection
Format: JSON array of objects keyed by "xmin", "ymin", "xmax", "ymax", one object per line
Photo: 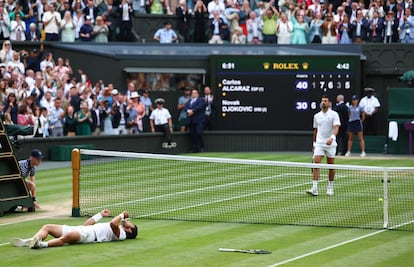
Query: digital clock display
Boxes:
[{"xmin": 211, "ymin": 55, "xmax": 361, "ymax": 131}]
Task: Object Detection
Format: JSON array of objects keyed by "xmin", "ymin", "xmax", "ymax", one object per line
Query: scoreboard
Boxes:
[{"xmin": 210, "ymin": 55, "xmax": 361, "ymax": 131}]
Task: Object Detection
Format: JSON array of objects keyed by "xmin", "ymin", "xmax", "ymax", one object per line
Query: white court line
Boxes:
[{"xmin": 267, "ymin": 219, "xmax": 414, "ymax": 267}]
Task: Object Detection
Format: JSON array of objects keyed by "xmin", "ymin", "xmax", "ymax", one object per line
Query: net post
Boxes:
[
  {"xmin": 383, "ymin": 169, "xmax": 389, "ymax": 229},
  {"xmin": 72, "ymin": 148, "xmax": 81, "ymax": 217}
]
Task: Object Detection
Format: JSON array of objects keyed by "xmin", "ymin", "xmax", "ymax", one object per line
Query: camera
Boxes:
[{"xmin": 22, "ymin": 52, "xmax": 28, "ymax": 57}]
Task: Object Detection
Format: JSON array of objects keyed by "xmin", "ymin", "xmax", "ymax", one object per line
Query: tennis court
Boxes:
[{"xmin": 1, "ymin": 152, "xmax": 413, "ymax": 266}]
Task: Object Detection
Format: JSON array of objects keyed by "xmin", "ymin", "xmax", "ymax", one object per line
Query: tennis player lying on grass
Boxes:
[{"xmin": 11, "ymin": 209, "xmax": 138, "ymax": 249}]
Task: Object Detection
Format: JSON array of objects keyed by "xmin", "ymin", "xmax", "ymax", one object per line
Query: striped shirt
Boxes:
[{"xmin": 18, "ymin": 159, "xmax": 35, "ymax": 179}]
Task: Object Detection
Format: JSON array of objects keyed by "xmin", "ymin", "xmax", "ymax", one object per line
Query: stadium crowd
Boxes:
[{"xmin": 0, "ymin": 0, "xmax": 411, "ymax": 43}]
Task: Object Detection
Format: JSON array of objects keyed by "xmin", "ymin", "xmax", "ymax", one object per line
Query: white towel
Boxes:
[{"xmin": 388, "ymin": 121, "xmax": 398, "ymax": 141}]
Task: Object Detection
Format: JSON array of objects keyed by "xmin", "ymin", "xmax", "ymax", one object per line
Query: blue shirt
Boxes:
[
  {"xmin": 18, "ymin": 159, "xmax": 35, "ymax": 179},
  {"xmin": 154, "ymin": 28, "xmax": 177, "ymax": 43},
  {"xmin": 348, "ymin": 105, "xmax": 363, "ymax": 122}
]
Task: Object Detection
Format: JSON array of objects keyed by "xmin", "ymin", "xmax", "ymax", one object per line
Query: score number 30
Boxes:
[{"xmin": 296, "ymin": 101, "xmax": 317, "ymax": 111}]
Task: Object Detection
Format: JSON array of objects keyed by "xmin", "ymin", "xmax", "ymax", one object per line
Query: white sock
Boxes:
[
  {"xmin": 328, "ymin": 181, "xmax": 334, "ymax": 189},
  {"xmin": 39, "ymin": 241, "xmax": 48, "ymax": 248},
  {"xmin": 312, "ymin": 180, "xmax": 318, "ymax": 190}
]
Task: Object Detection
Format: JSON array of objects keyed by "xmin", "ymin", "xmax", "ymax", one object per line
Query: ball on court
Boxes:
[{"xmin": 378, "ymin": 197, "xmax": 383, "ymax": 202}]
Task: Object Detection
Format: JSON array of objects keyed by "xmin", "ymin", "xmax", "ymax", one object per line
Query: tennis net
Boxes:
[{"xmin": 73, "ymin": 149, "xmax": 414, "ymax": 231}]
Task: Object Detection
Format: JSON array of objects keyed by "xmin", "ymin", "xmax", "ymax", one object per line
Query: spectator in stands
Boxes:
[
  {"xmin": 150, "ymin": 0, "xmax": 164, "ymax": 14},
  {"xmin": 399, "ymin": 8, "xmax": 414, "ymax": 43},
  {"xmin": 83, "ymin": 0, "xmax": 98, "ymax": 24},
  {"xmin": 176, "ymin": 0, "xmax": 191, "ymax": 42},
  {"xmin": 239, "ymin": 0, "xmax": 251, "ymax": 36},
  {"xmin": 49, "ymin": 97, "xmax": 65, "ymax": 137},
  {"xmin": 75, "ymin": 101, "xmax": 93, "ymax": 135},
  {"xmin": 79, "ymin": 15, "xmax": 94, "ymax": 41},
  {"xmin": 154, "ymin": 21, "xmax": 178, "ymax": 43},
  {"xmin": 246, "ymin": 11, "xmax": 263, "ymax": 44},
  {"xmin": 26, "ymin": 23, "xmax": 41, "ymax": 42},
  {"xmin": 345, "ymin": 0, "xmax": 360, "ymax": 24},
  {"xmin": 33, "ymin": 106, "xmax": 49, "ymax": 138},
  {"xmin": 261, "ymin": 6, "xmax": 278, "ymax": 44},
  {"xmin": 277, "ymin": 12, "xmax": 293, "ymax": 44},
  {"xmin": 185, "ymin": 88, "xmax": 205, "ymax": 153},
  {"xmin": 93, "ymin": 15, "xmax": 109, "ymax": 42},
  {"xmin": 64, "ymin": 105, "xmax": 76, "ymax": 136},
  {"xmin": 0, "ymin": 4, "xmax": 11, "ymax": 40},
  {"xmin": 17, "ymin": 103, "xmax": 34, "ymax": 127},
  {"xmin": 321, "ymin": 12, "xmax": 338, "ymax": 44},
  {"xmin": 177, "ymin": 87, "xmax": 191, "ymax": 132},
  {"xmin": 350, "ymin": 10, "xmax": 369, "ymax": 43},
  {"xmin": 58, "ymin": 0, "xmax": 72, "ymax": 19},
  {"xmin": 102, "ymin": 0, "xmax": 119, "ymax": 42},
  {"xmin": 367, "ymin": 0, "xmax": 384, "ymax": 21},
  {"xmin": 126, "ymin": 91, "xmax": 145, "ymax": 134},
  {"xmin": 60, "ymin": 10, "xmax": 76, "ymax": 42},
  {"xmin": 290, "ymin": 11, "xmax": 309, "ymax": 44},
  {"xmin": 367, "ymin": 11, "xmax": 384, "ymax": 43},
  {"xmin": 207, "ymin": 0, "xmax": 225, "ymax": 19},
  {"xmin": 140, "ymin": 89, "xmax": 152, "ymax": 132},
  {"xmin": 10, "ymin": 13, "xmax": 26, "ymax": 41},
  {"xmin": 308, "ymin": 11, "xmax": 323, "ymax": 43},
  {"xmin": 345, "ymin": 95, "xmax": 366, "ymax": 157},
  {"xmin": 208, "ymin": 10, "xmax": 226, "ymax": 43},
  {"xmin": 42, "ymin": 2, "xmax": 62, "ymax": 41},
  {"xmin": 150, "ymin": 98, "xmax": 173, "ymax": 145},
  {"xmin": 18, "ymin": 149, "xmax": 44, "ymax": 210},
  {"xmin": 338, "ymin": 14, "xmax": 352, "ymax": 44},
  {"xmin": 4, "ymin": 92, "xmax": 18, "ymax": 124},
  {"xmin": 359, "ymin": 87, "xmax": 381, "ymax": 136},
  {"xmin": 193, "ymin": 0, "xmax": 207, "ymax": 42},
  {"xmin": 73, "ymin": 8, "xmax": 85, "ymax": 40},
  {"xmin": 0, "ymin": 40, "xmax": 14, "ymax": 64},
  {"xmin": 118, "ymin": 0, "xmax": 134, "ymax": 41},
  {"xmin": 383, "ymin": 10, "xmax": 398, "ymax": 43},
  {"xmin": 7, "ymin": 51, "xmax": 25, "ymax": 75},
  {"xmin": 231, "ymin": 26, "xmax": 246, "ymax": 43},
  {"xmin": 99, "ymin": 99, "xmax": 114, "ymax": 135},
  {"xmin": 225, "ymin": 0, "xmax": 240, "ymax": 35}
]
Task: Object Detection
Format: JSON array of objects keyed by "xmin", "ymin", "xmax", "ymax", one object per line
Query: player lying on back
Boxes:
[{"xmin": 11, "ymin": 209, "xmax": 138, "ymax": 249}]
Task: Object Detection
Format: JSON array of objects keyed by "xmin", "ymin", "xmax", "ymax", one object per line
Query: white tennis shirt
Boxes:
[{"xmin": 313, "ymin": 109, "xmax": 341, "ymax": 146}]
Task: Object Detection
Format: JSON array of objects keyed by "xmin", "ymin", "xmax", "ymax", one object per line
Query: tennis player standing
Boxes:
[{"xmin": 307, "ymin": 95, "xmax": 340, "ymax": 196}]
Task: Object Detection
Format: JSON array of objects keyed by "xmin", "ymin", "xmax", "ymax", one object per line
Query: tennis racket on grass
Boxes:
[{"xmin": 219, "ymin": 248, "xmax": 271, "ymax": 254}]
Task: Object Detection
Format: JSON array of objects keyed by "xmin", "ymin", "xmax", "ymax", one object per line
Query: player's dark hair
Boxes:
[
  {"xmin": 126, "ymin": 224, "xmax": 138, "ymax": 239},
  {"xmin": 321, "ymin": 94, "xmax": 330, "ymax": 101}
]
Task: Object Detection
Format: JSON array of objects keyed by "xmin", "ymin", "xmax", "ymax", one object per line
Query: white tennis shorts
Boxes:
[
  {"xmin": 314, "ymin": 145, "xmax": 336, "ymax": 158},
  {"xmin": 62, "ymin": 225, "xmax": 96, "ymax": 244}
]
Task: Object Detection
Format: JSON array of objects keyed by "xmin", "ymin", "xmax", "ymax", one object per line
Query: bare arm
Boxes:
[
  {"xmin": 83, "ymin": 209, "xmax": 111, "ymax": 226},
  {"xmin": 109, "ymin": 211, "xmax": 129, "ymax": 237}
]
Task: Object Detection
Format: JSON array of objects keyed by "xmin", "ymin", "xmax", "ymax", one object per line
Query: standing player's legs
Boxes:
[
  {"xmin": 325, "ymin": 145, "xmax": 336, "ymax": 195},
  {"xmin": 307, "ymin": 146, "xmax": 324, "ymax": 196}
]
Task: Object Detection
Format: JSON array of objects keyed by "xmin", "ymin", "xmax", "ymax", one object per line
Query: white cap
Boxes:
[
  {"xmin": 130, "ymin": 91, "xmax": 140, "ymax": 99},
  {"xmin": 111, "ymin": 89, "xmax": 119, "ymax": 95}
]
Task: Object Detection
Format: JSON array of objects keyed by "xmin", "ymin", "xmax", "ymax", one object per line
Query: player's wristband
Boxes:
[
  {"xmin": 118, "ymin": 213, "xmax": 125, "ymax": 220},
  {"xmin": 313, "ymin": 142, "xmax": 316, "ymax": 147},
  {"xmin": 330, "ymin": 135, "xmax": 336, "ymax": 140},
  {"xmin": 92, "ymin": 213, "xmax": 103, "ymax": 222}
]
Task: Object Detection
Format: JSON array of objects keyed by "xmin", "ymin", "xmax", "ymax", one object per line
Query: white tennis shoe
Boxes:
[
  {"xmin": 29, "ymin": 237, "xmax": 41, "ymax": 249},
  {"xmin": 327, "ymin": 188, "xmax": 334, "ymax": 196},
  {"xmin": 306, "ymin": 188, "xmax": 318, "ymax": 196},
  {"xmin": 10, "ymin": 238, "xmax": 33, "ymax": 247}
]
